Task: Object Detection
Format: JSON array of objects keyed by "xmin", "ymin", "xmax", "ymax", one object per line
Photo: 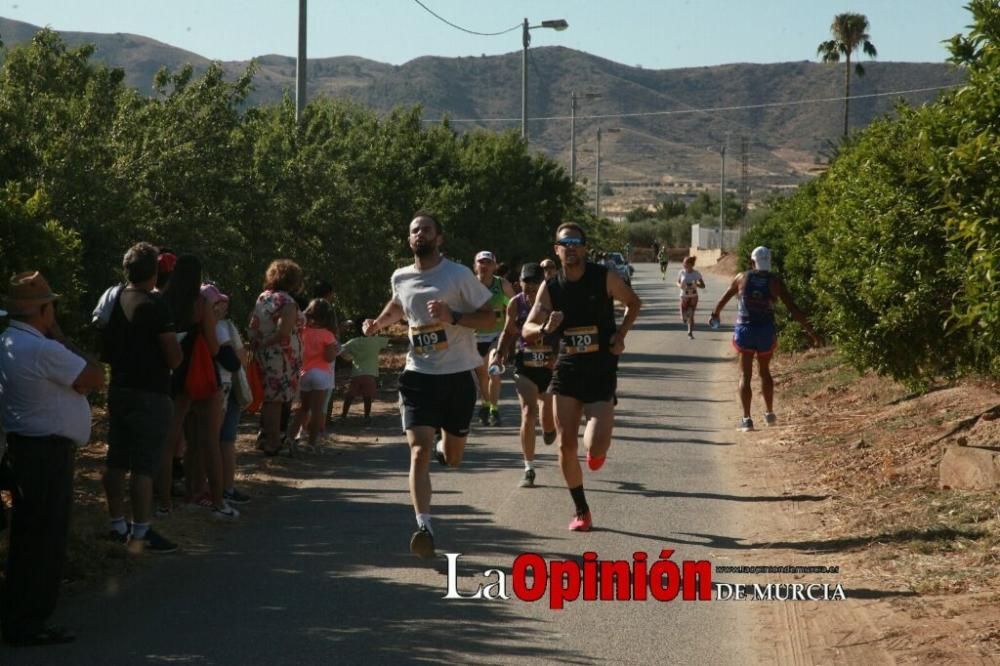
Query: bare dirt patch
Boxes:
[{"xmin": 732, "ymin": 349, "xmax": 1000, "ymax": 664}]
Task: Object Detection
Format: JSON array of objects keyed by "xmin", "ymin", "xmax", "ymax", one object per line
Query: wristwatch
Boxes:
[
  {"xmin": 540, "ymin": 323, "xmax": 548, "ymax": 335},
  {"xmin": 451, "ymin": 311, "xmax": 463, "ymax": 326}
]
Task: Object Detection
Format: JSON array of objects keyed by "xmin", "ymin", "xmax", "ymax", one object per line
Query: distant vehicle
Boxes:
[{"xmin": 605, "ymin": 252, "xmax": 632, "ymax": 285}]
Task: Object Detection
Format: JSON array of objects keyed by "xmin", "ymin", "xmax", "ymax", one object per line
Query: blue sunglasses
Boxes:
[{"xmin": 555, "ymin": 237, "xmax": 585, "ymax": 247}]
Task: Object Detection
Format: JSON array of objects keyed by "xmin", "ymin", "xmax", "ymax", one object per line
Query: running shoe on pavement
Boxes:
[
  {"xmin": 478, "ymin": 404, "xmax": 490, "ymax": 426},
  {"xmin": 586, "ymin": 452, "xmax": 606, "ymax": 471},
  {"xmin": 568, "ymin": 511, "xmax": 593, "ymax": 532},
  {"xmin": 409, "ymin": 526, "xmax": 435, "ymax": 559},
  {"xmin": 519, "ymin": 469, "xmax": 536, "ymax": 488}
]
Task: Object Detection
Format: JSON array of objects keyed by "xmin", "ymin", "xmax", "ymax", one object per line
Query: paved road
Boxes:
[{"xmin": 9, "ymin": 262, "xmax": 755, "ymax": 665}]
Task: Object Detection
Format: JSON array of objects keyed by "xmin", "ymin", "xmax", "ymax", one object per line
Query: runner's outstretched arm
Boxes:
[
  {"xmin": 492, "ymin": 299, "xmax": 520, "ymax": 365},
  {"xmin": 711, "ymin": 275, "xmax": 741, "ymax": 319},
  {"xmin": 607, "ymin": 271, "xmax": 641, "ymax": 355},
  {"xmin": 771, "ymin": 277, "xmax": 821, "ymax": 346},
  {"xmin": 363, "ymin": 299, "xmax": 404, "ymax": 336},
  {"xmin": 522, "ymin": 281, "xmax": 560, "ymax": 343}
]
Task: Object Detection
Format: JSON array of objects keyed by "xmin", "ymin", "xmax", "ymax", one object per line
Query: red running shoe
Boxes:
[
  {"xmin": 568, "ymin": 511, "xmax": 593, "ymax": 532},
  {"xmin": 586, "ymin": 452, "xmax": 606, "ymax": 471}
]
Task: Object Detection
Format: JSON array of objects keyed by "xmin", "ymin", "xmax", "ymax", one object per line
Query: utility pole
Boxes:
[
  {"xmin": 570, "ymin": 91, "xmax": 577, "ymax": 181},
  {"xmin": 596, "ymin": 126, "xmax": 602, "ymax": 218},
  {"xmin": 740, "ymin": 136, "xmax": 750, "ymax": 232},
  {"xmin": 521, "ymin": 18, "xmax": 529, "ymax": 140},
  {"xmin": 719, "ymin": 136, "xmax": 727, "ymax": 251},
  {"xmin": 570, "ymin": 91, "xmax": 601, "ymax": 182},
  {"xmin": 296, "ymin": 0, "xmax": 307, "ymax": 122}
]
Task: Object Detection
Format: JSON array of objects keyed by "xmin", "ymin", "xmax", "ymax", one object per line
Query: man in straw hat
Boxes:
[{"xmin": 0, "ymin": 271, "xmax": 104, "ymax": 646}]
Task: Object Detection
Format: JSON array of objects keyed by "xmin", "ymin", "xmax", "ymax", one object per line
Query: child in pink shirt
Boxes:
[{"xmin": 289, "ymin": 299, "xmax": 338, "ymax": 450}]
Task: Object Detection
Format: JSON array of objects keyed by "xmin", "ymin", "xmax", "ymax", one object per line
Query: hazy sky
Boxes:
[{"xmin": 3, "ymin": 1, "xmax": 971, "ymax": 68}]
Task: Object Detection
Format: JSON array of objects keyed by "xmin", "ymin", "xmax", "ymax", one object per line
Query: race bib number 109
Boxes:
[{"xmin": 410, "ymin": 323, "xmax": 449, "ymax": 355}]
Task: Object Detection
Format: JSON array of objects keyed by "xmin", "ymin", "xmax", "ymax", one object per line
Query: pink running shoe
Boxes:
[
  {"xmin": 586, "ymin": 453, "xmax": 606, "ymax": 471},
  {"xmin": 568, "ymin": 511, "xmax": 593, "ymax": 532}
]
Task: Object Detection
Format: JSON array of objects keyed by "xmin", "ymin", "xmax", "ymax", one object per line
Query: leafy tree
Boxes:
[
  {"xmin": 817, "ymin": 13, "xmax": 878, "ymax": 138},
  {"xmin": 937, "ymin": 0, "xmax": 1000, "ymax": 375}
]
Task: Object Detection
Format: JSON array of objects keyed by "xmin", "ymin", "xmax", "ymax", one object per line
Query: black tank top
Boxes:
[{"xmin": 547, "ymin": 262, "xmax": 616, "ymax": 364}]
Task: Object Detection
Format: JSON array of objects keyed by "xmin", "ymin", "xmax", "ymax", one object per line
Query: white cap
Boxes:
[
  {"xmin": 475, "ymin": 251, "xmax": 495, "ymax": 263},
  {"xmin": 751, "ymin": 246, "xmax": 772, "ymax": 271}
]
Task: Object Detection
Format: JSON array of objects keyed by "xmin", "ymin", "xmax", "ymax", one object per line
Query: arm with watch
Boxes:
[
  {"xmin": 520, "ymin": 280, "xmax": 564, "ymax": 344},
  {"xmin": 426, "ymin": 299, "xmax": 495, "ymax": 330}
]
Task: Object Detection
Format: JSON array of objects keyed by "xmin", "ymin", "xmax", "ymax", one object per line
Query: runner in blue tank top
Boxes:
[{"xmin": 711, "ymin": 246, "xmax": 820, "ymax": 432}]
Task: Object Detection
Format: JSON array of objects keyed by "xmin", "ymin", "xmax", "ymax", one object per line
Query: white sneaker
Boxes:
[{"xmin": 212, "ymin": 503, "xmax": 240, "ymax": 520}]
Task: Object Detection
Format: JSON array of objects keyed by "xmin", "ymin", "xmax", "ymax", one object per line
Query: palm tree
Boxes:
[{"xmin": 817, "ymin": 13, "xmax": 878, "ymax": 138}]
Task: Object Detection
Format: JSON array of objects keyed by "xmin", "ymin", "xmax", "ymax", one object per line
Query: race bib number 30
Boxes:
[
  {"xmin": 410, "ymin": 323, "xmax": 449, "ymax": 355},
  {"xmin": 562, "ymin": 326, "xmax": 599, "ymax": 355},
  {"xmin": 524, "ymin": 343, "xmax": 553, "ymax": 367}
]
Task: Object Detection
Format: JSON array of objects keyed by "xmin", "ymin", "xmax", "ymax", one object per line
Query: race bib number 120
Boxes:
[{"xmin": 562, "ymin": 326, "xmax": 599, "ymax": 355}]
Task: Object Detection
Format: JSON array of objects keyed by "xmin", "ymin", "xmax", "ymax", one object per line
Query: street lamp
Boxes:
[
  {"xmin": 571, "ymin": 91, "xmax": 601, "ymax": 182},
  {"xmin": 522, "ymin": 17, "xmax": 569, "ymax": 141},
  {"xmin": 595, "ymin": 127, "xmax": 621, "ymax": 219}
]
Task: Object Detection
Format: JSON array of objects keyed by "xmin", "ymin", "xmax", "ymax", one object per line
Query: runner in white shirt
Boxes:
[
  {"xmin": 676, "ymin": 256, "xmax": 705, "ymax": 339},
  {"xmin": 363, "ymin": 211, "xmax": 494, "ymax": 559}
]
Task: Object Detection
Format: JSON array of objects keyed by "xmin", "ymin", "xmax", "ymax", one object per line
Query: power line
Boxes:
[
  {"xmin": 411, "ymin": 0, "xmax": 521, "ymax": 37},
  {"xmin": 427, "ymin": 84, "xmax": 959, "ymax": 124}
]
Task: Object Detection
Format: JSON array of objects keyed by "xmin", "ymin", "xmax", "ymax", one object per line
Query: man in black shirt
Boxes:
[
  {"xmin": 102, "ymin": 243, "xmax": 183, "ymax": 552},
  {"xmin": 523, "ymin": 223, "xmax": 641, "ymax": 532}
]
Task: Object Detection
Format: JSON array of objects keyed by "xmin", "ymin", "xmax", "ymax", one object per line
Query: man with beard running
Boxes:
[
  {"xmin": 491, "ymin": 263, "xmax": 557, "ymax": 488},
  {"xmin": 523, "ymin": 223, "xmax": 641, "ymax": 531},
  {"xmin": 363, "ymin": 211, "xmax": 494, "ymax": 559}
]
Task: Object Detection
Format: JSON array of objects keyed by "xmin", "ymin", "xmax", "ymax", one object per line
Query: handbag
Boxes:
[
  {"xmin": 246, "ymin": 357, "xmax": 265, "ymax": 414},
  {"xmin": 233, "ymin": 366, "xmax": 253, "ymax": 410},
  {"xmin": 185, "ymin": 332, "xmax": 219, "ymax": 400}
]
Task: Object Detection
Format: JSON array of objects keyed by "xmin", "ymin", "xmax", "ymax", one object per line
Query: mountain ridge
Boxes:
[{"xmin": 1, "ymin": 16, "xmax": 964, "ymax": 191}]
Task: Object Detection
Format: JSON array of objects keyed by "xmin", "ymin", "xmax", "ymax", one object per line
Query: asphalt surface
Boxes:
[{"xmin": 8, "ymin": 262, "xmax": 755, "ymax": 665}]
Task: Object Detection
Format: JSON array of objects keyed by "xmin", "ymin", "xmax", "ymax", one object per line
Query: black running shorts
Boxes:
[
  {"xmin": 398, "ymin": 369, "xmax": 478, "ymax": 437},
  {"xmin": 514, "ymin": 356, "xmax": 553, "ymax": 395},
  {"xmin": 549, "ymin": 353, "xmax": 618, "ymax": 404}
]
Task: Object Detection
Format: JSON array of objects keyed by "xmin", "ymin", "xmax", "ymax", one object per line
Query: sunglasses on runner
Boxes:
[{"xmin": 555, "ymin": 237, "xmax": 585, "ymax": 247}]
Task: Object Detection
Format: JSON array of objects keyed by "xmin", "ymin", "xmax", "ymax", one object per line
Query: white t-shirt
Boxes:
[
  {"xmin": 678, "ymin": 269, "xmax": 703, "ymax": 298},
  {"xmin": 0, "ymin": 321, "xmax": 91, "ymax": 444},
  {"xmin": 391, "ymin": 257, "xmax": 492, "ymax": 374}
]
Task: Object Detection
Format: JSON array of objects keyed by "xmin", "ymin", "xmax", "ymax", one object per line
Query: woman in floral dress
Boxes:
[{"xmin": 249, "ymin": 259, "xmax": 304, "ymax": 455}]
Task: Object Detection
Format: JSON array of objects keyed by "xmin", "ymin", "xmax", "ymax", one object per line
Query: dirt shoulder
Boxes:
[{"xmin": 727, "ymin": 349, "xmax": 1000, "ymax": 664}]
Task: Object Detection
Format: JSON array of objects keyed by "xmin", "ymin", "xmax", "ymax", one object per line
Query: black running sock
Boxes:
[{"xmin": 569, "ymin": 485, "xmax": 589, "ymax": 516}]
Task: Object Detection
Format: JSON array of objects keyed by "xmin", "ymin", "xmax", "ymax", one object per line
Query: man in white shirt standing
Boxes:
[
  {"xmin": 0, "ymin": 271, "xmax": 104, "ymax": 647},
  {"xmin": 363, "ymin": 211, "xmax": 494, "ymax": 559}
]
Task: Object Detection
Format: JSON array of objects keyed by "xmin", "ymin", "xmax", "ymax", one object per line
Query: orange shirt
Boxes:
[{"xmin": 301, "ymin": 327, "xmax": 336, "ymax": 374}]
